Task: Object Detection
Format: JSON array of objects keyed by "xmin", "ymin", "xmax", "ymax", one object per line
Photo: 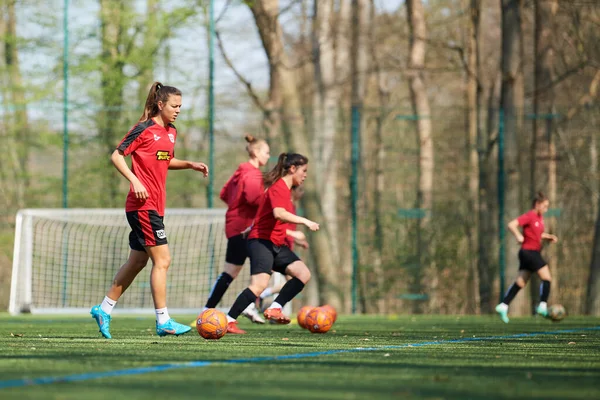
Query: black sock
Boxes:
[
  {"xmin": 502, "ymin": 283, "xmax": 522, "ymax": 305},
  {"xmin": 228, "ymin": 288, "xmax": 257, "ymax": 320},
  {"xmin": 272, "ymin": 278, "xmax": 305, "ymax": 308},
  {"xmin": 205, "ymin": 272, "xmax": 234, "ymax": 308},
  {"xmin": 540, "ymin": 280, "xmax": 551, "ymax": 302}
]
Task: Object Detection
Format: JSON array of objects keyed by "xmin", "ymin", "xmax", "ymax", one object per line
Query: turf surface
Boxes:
[{"xmin": 1, "ymin": 314, "xmax": 599, "ymax": 399}]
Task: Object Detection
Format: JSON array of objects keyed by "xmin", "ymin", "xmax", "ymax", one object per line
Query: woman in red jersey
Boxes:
[
  {"xmin": 495, "ymin": 192, "xmax": 558, "ymax": 323},
  {"xmin": 225, "ymin": 153, "xmax": 319, "ymax": 334},
  {"xmin": 258, "ymin": 184, "xmax": 308, "ymax": 308},
  {"xmin": 90, "ymin": 82, "xmax": 209, "ymax": 339},
  {"xmin": 200, "ymin": 134, "xmax": 270, "ymax": 323}
]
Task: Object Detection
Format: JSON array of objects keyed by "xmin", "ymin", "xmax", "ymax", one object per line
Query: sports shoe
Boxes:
[
  {"xmin": 536, "ymin": 302, "xmax": 548, "ymax": 318},
  {"xmin": 156, "ymin": 318, "xmax": 192, "ymax": 337},
  {"xmin": 242, "ymin": 302, "xmax": 266, "ymax": 324},
  {"xmin": 90, "ymin": 304, "xmax": 112, "ymax": 339},
  {"xmin": 264, "ymin": 307, "xmax": 291, "ymax": 324},
  {"xmin": 495, "ymin": 303, "xmax": 509, "ymax": 324},
  {"xmin": 226, "ymin": 321, "xmax": 246, "ymax": 334}
]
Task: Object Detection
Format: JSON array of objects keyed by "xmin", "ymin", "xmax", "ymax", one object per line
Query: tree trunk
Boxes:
[
  {"xmin": 248, "ymin": 0, "xmax": 344, "ymax": 311},
  {"xmin": 530, "ymin": 0, "xmax": 558, "ymax": 311},
  {"xmin": 587, "ymin": 194, "xmax": 600, "ymax": 315},
  {"xmin": 100, "ymin": 0, "xmax": 128, "ymax": 207},
  {"xmin": 464, "ymin": 0, "xmax": 481, "ymax": 314},
  {"xmin": 406, "ymin": 0, "xmax": 433, "ymax": 314},
  {"xmin": 248, "ymin": 0, "xmax": 283, "ymax": 150},
  {"xmin": 137, "ymin": 0, "xmax": 159, "ymax": 106},
  {"xmin": 312, "ymin": 0, "xmax": 341, "ymax": 272},
  {"xmin": 500, "ymin": 0, "xmax": 527, "ymax": 315},
  {"xmin": 4, "ymin": 0, "xmax": 28, "ymax": 209},
  {"xmin": 479, "ymin": 72, "xmax": 501, "ymax": 313},
  {"xmin": 368, "ymin": 0, "xmax": 388, "ymax": 313}
]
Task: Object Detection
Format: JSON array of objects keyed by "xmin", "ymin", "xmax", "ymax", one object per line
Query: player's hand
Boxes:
[
  {"xmin": 289, "ymin": 230, "xmax": 306, "ymax": 241},
  {"xmin": 303, "ymin": 219, "xmax": 319, "ymax": 232},
  {"xmin": 548, "ymin": 234, "xmax": 558, "ymax": 243},
  {"xmin": 297, "ymin": 239, "xmax": 309, "ymax": 249},
  {"xmin": 132, "ymin": 180, "xmax": 148, "ymax": 200},
  {"xmin": 516, "ymin": 235, "xmax": 524, "ymax": 244},
  {"xmin": 241, "ymin": 226, "xmax": 252, "ymax": 238},
  {"xmin": 191, "ymin": 162, "xmax": 209, "ymax": 177}
]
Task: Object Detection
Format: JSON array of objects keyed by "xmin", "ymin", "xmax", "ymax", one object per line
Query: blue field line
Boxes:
[{"xmin": 1, "ymin": 325, "xmax": 599, "ymax": 390}]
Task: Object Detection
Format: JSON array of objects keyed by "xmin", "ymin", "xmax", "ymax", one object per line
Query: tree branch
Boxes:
[{"xmin": 215, "ymin": 30, "xmax": 266, "ymax": 111}]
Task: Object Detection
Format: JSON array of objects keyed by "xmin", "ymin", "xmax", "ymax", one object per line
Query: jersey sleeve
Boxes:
[
  {"xmin": 242, "ymin": 171, "xmax": 264, "ymax": 206},
  {"xmin": 269, "ymin": 182, "xmax": 290, "ymax": 210},
  {"xmin": 220, "ymin": 175, "xmax": 234, "ymax": 204},
  {"xmin": 517, "ymin": 212, "xmax": 531, "ymax": 226},
  {"xmin": 117, "ymin": 124, "xmax": 145, "ymax": 156}
]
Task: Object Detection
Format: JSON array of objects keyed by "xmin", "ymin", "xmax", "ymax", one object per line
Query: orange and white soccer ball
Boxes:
[
  {"xmin": 196, "ymin": 308, "xmax": 228, "ymax": 340},
  {"xmin": 320, "ymin": 304, "xmax": 337, "ymax": 323},
  {"xmin": 297, "ymin": 306, "xmax": 314, "ymax": 329},
  {"xmin": 305, "ymin": 307, "xmax": 334, "ymax": 334}
]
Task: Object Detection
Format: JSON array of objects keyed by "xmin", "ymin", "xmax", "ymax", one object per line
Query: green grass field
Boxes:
[{"xmin": 1, "ymin": 313, "xmax": 599, "ymax": 399}]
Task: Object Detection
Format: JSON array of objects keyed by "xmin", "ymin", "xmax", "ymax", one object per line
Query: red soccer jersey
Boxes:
[
  {"xmin": 517, "ymin": 210, "xmax": 545, "ymax": 251},
  {"xmin": 284, "ymin": 203, "xmax": 297, "ymax": 250},
  {"xmin": 248, "ymin": 178, "xmax": 293, "ymax": 246},
  {"xmin": 117, "ymin": 119, "xmax": 176, "ymax": 216},
  {"xmin": 220, "ymin": 162, "xmax": 264, "ymax": 238}
]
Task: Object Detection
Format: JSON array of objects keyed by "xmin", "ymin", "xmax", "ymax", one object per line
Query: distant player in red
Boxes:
[
  {"xmin": 496, "ymin": 192, "xmax": 558, "ymax": 323},
  {"xmin": 90, "ymin": 82, "xmax": 209, "ymax": 339},
  {"xmin": 200, "ymin": 135, "xmax": 270, "ymax": 323},
  {"xmin": 225, "ymin": 153, "xmax": 319, "ymax": 334},
  {"xmin": 258, "ymin": 184, "xmax": 308, "ymax": 307}
]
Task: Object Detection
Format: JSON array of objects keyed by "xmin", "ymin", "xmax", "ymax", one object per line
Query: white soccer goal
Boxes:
[{"xmin": 9, "ymin": 208, "xmax": 287, "ymax": 316}]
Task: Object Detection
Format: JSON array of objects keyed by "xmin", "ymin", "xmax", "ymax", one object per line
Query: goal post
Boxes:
[{"xmin": 8, "ymin": 208, "xmax": 258, "ymax": 315}]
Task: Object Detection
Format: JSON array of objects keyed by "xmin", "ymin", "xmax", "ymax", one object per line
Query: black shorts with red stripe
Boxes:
[{"xmin": 126, "ymin": 210, "xmax": 168, "ymax": 251}]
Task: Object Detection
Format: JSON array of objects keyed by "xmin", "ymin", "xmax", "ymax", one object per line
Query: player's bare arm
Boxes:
[
  {"xmin": 110, "ymin": 149, "xmax": 147, "ymax": 200},
  {"xmin": 168, "ymin": 157, "xmax": 209, "ymax": 177},
  {"xmin": 542, "ymin": 233, "xmax": 558, "ymax": 243},
  {"xmin": 273, "ymin": 207, "xmax": 319, "ymax": 231},
  {"xmin": 507, "ymin": 218, "xmax": 524, "ymax": 243}
]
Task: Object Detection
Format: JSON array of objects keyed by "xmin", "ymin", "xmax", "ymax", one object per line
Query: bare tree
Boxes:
[
  {"xmin": 464, "ymin": 0, "xmax": 482, "ymax": 314},
  {"xmin": 529, "ymin": 0, "xmax": 559, "ymax": 310},
  {"xmin": 406, "ymin": 0, "xmax": 433, "ymax": 313},
  {"xmin": 500, "ymin": 0, "xmax": 528, "ymax": 315},
  {"xmin": 311, "ymin": 0, "xmax": 341, "ymax": 276},
  {"xmin": 1, "ymin": 0, "xmax": 28, "ymax": 209},
  {"xmin": 248, "ymin": 0, "xmax": 344, "ymax": 310}
]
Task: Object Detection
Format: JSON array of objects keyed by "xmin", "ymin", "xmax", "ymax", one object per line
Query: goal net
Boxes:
[{"xmin": 9, "ymin": 208, "xmax": 271, "ymax": 315}]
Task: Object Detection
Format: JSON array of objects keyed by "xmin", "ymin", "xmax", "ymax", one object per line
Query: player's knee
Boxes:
[
  {"xmin": 224, "ymin": 264, "xmax": 242, "ymax": 278},
  {"xmin": 131, "ymin": 258, "xmax": 148, "ymax": 271},
  {"xmin": 153, "ymin": 256, "xmax": 171, "ymax": 271},
  {"xmin": 296, "ymin": 267, "xmax": 311, "ymax": 284},
  {"xmin": 249, "ymin": 281, "xmax": 268, "ymax": 295}
]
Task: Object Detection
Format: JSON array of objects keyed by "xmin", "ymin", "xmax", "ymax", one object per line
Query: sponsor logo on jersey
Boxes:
[
  {"xmin": 156, "ymin": 230, "xmax": 166, "ymax": 239},
  {"xmin": 154, "ymin": 134, "xmax": 161, "ymax": 141},
  {"xmin": 156, "ymin": 150, "xmax": 171, "ymax": 161},
  {"xmin": 168, "ymin": 133, "xmax": 175, "ymax": 143}
]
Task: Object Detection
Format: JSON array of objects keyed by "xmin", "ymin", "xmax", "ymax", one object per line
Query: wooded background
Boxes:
[{"xmin": 1, "ymin": 0, "xmax": 599, "ymax": 316}]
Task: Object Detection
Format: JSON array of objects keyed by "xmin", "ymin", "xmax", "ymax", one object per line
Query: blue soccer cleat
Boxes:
[
  {"xmin": 90, "ymin": 304, "xmax": 112, "ymax": 339},
  {"xmin": 536, "ymin": 302, "xmax": 548, "ymax": 318},
  {"xmin": 495, "ymin": 303, "xmax": 509, "ymax": 324},
  {"xmin": 156, "ymin": 318, "xmax": 192, "ymax": 337}
]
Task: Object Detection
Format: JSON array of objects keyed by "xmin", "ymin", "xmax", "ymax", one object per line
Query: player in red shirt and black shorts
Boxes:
[
  {"xmin": 199, "ymin": 135, "xmax": 270, "ymax": 323},
  {"xmin": 257, "ymin": 184, "xmax": 309, "ymax": 309},
  {"xmin": 225, "ymin": 153, "xmax": 319, "ymax": 334},
  {"xmin": 495, "ymin": 192, "xmax": 558, "ymax": 323},
  {"xmin": 90, "ymin": 82, "xmax": 209, "ymax": 339}
]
